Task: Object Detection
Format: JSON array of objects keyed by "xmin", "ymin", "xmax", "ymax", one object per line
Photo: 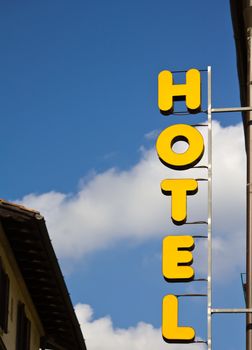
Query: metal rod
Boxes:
[
  {"xmin": 168, "ymin": 106, "xmax": 252, "ymax": 116},
  {"xmin": 193, "ymin": 340, "xmax": 208, "ymax": 344},
  {"xmin": 176, "ymin": 294, "xmax": 207, "ymax": 297},
  {"xmin": 193, "ymin": 278, "xmax": 208, "ymax": 282},
  {"xmin": 184, "ymin": 221, "xmax": 208, "ymax": 225},
  {"xmin": 192, "ymin": 235, "xmax": 208, "ymax": 239},
  {"xmin": 207, "ymin": 66, "xmax": 212, "ymax": 350},
  {"xmin": 211, "ymin": 107, "xmax": 252, "ymax": 113},
  {"xmin": 193, "ymin": 165, "xmax": 208, "ymax": 169},
  {"xmin": 191, "ymin": 124, "xmax": 208, "ymax": 127},
  {"xmin": 212, "ymin": 309, "xmax": 252, "ymax": 314},
  {"xmin": 246, "ymin": 4, "xmax": 252, "ymax": 350},
  {"xmin": 170, "ymin": 69, "xmax": 208, "ymax": 73}
]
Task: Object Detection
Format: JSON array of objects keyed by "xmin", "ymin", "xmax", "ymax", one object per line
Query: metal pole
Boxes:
[
  {"xmin": 207, "ymin": 66, "xmax": 212, "ymax": 350},
  {"xmin": 212, "ymin": 309, "xmax": 252, "ymax": 314},
  {"xmin": 211, "ymin": 107, "xmax": 252, "ymax": 113},
  {"xmin": 246, "ymin": 3, "xmax": 252, "ymax": 350}
]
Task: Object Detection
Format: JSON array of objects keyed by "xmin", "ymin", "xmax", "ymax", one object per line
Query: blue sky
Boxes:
[{"xmin": 0, "ymin": 1, "xmax": 247, "ymax": 350}]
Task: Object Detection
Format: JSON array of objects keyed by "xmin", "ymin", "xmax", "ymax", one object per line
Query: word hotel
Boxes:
[{"xmin": 156, "ymin": 68, "xmax": 205, "ymax": 343}]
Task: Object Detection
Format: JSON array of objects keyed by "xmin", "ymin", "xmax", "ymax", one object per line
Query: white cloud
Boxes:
[
  {"xmin": 75, "ymin": 303, "xmax": 206, "ymax": 350},
  {"xmin": 144, "ymin": 129, "xmax": 161, "ymax": 140},
  {"xmin": 16, "ymin": 122, "xmax": 246, "ymax": 279}
]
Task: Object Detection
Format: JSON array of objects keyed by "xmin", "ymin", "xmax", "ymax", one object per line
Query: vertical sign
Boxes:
[{"xmin": 156, "ymin": 68, "xmax": 204, "ymax": 343}]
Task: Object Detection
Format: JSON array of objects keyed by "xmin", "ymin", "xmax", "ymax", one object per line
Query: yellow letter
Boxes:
[
  {"xmin": 161, "ymin": 178, "xmax": 198, "ymax": 225},
  {"xmin": 158, "ymin": 68, "xmax": 201, "ymax": 114},
  {"xmin": 162, "ymin": 235, "xmax": 194, "ymax": 281},
  {"xmin": 162, "ymin": 295, "xmax": 195, "ymax": 342},
  {"xmin": 156, "ymin": 124, "xmax": 204, "ymax": 170}
]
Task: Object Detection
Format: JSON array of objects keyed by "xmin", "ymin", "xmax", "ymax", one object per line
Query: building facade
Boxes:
[{"xmin": 0, "ymin": 200, "xmax": 86, "ymax": 350}]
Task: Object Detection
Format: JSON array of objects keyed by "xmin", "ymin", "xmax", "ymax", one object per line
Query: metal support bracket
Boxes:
[
  {"xmin": 211, "ymin": 107, "xmax": 252, "ymax": 113},
  {"xmin": 211, "ymin": 308, "xmax": 252, "ymax": 314}
]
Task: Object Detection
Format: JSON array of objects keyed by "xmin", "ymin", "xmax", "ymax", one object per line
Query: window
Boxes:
[
  {"xmin": 16, "ymin": 303, "xmax": 31, "ymax": 350},
  {"xmin": 0, "ymin": 258, "xmax": 9, "ymax": 333}
]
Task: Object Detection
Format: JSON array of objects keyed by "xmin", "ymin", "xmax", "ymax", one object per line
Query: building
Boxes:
[
  {"xmin": 0, "ymin": 199, "xmax": 86, "ymax": 350},
  {"xmin": 230, "ymin": 2, "xmax": 252, "ymax": 350}
]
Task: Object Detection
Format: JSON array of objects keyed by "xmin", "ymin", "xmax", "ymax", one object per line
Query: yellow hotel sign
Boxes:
[
  {"xmin": 156, "ymin": 68, "xmax": 203, "ymax": 343},
  {"xmin": 158, "ymin": 69, "xmax": 201, "ymax": 114}
]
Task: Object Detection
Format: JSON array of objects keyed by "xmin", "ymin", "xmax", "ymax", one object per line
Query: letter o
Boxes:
[{"xmin": 156, "ymin": 124, "xmax": 204, "ymax": 170}]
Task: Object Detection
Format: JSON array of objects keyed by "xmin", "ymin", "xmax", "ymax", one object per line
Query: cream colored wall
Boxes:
[{"xmin": 0, "ymin": 223, "xmax": 44, "ymax": 350}]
